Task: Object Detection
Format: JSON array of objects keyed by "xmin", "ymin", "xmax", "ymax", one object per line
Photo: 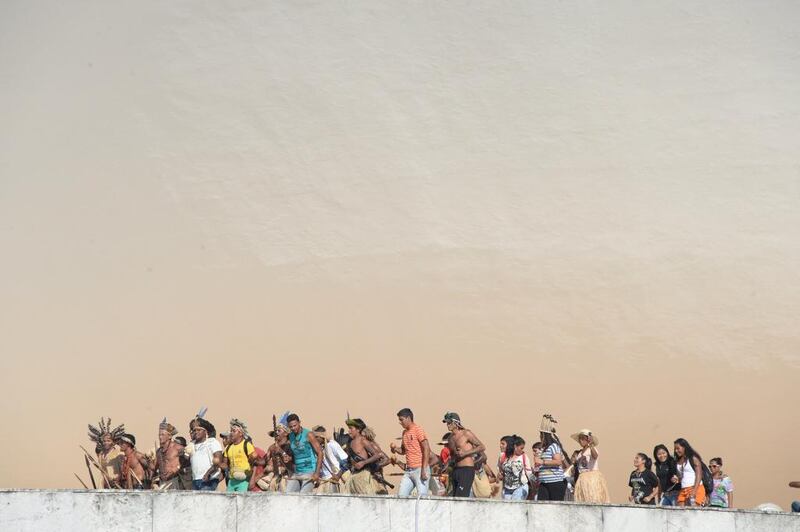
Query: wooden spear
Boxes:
[
  {"xmin": 84, "ymin": 455, "xmax": 97, "ymax": 489},
  {"xmin": 74, "ymin": 473, "xmax": 89, "ymax": 489},
  {"xmin": 129, "ymin": 468, "xmax": 143, "ymax": 489},
  {"xmin": 80, "ymin": 445, "xmax": 121, "ymax": 489}
]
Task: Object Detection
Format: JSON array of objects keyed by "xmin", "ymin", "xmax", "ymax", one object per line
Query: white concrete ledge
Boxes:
[{"xmin": 0, "ymin": 490, "xmax": 797, "ymax": 531}]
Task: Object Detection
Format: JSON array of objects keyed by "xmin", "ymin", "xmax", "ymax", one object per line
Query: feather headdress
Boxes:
[
  {"xmin": 159, "ymin": 417, "xmax": 178, "ymax": 436},
  {"xmin": 87, "ymin": 417, "xmax": 125, "ymax": 453},
  {"xmin": 190, "ymin": 407, "xmax": 216, "ymax": 437},
  {"xmin": 539, "ymin": 413, "xmax": 558, "ymax": 435},
  {"xmin": 229, "ymin": 418, "xmax": 249, "ymax": 437}
]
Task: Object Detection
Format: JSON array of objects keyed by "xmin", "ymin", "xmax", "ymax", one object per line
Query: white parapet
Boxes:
[{"xmin": 0, "ymin": 490, "xmax": 797, "ymax": 531}]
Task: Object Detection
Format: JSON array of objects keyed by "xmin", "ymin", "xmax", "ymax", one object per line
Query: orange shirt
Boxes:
[{"xmin": 402, "ymin": 424, "xmax": 428, "ymax": 469}]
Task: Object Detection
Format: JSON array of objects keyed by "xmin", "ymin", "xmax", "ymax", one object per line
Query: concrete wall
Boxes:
[{"xmin": 0, "ymin": 491, "xmax": 797, "ymax": 531}]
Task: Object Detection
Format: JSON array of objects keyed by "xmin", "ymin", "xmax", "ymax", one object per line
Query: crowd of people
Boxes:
[{"xmin": 82, "ymin": 410, "xmax": 742, "ymax": 509}]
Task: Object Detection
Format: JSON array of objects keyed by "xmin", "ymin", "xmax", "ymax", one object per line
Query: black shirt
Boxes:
[
  {"xmin": 655, "ymin": 460, "xmax": 680, "ymax": 493},
  {"xmin": 629, "ymin": 469, "xmax": 659, "ymax": 504}
]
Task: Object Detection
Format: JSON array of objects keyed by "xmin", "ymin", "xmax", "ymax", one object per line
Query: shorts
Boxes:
[
  {"xmin": 226, "ymin": 478, "xmax": 250, "ymax": 492},
  {"xmin": 677, "ymin": 485, "xmax": 706, "ymax": 506}
]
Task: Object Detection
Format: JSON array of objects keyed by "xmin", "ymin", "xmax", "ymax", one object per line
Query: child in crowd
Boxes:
[{"xmin": 708, "ymin": 457, "xmax": 734, "ymax": 508}]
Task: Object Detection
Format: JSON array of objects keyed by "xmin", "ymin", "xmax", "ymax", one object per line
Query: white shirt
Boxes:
[
  {"xmin": 678, "ymin": 459, "xmax": 696, "ymax": 489},
  {"xmin": 190, "ymin": 438, "xmax": 223, "ymax": 480},
  {"xmin": 576, "ymin": 447, "xmax": 599, "ymax": 473},
  {"xmin": 320, "ymin": 440, "xmax": 348, "ymax": 479}
]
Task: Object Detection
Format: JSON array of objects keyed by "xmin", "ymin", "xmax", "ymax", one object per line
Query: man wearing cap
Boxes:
[
  {"xmin": 313, "ymin": 425, "xmax": 349, "ymax": 494},
  {"xmin": 285, "ymin": 413, "xmax": 324, "ymax": 494},
  {"xmin": 119, "ymin": 434, "xmax": 150, "ymax": 489},
  {"xmin": 189, "ymin": 417, "xmax": 223, "ymax": 491},
  {"xmin": 341, "ymin": 418, "xmax": 381, "ymax": 495},
  {"xmin": 443, "ymin": 412, "xmax": 486, "ymax": 497},
  {"xmin": 390, "ymin": 408, "xmax": 431, "ymax": 497}
]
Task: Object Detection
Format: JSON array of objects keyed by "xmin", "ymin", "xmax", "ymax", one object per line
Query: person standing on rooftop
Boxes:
[
  {"xmin": 570, "ymin": 429, "xmax": 609, "ymax": 503},
  {"xmin": 285, "ymin": 413, "xmax": 324, "ymax": 494},
  {"xmin": 313, "ymin": 425, "xmax": 348, "ymax": 494},
  {"xmin": 674, "ymin": 438, "xmax": 706, "ymax": 507},
  {"xmin": 188, "ymin": 417, "xmax": 222, "ymax": 491},
  {"xmin": 653, "ymin": 444, "xmax": 680, "ymax": 506},
  {"xmin": 534, "ymin": 414, "xmax": 568, "ymax": 501},
  {"xmin": 443, "ymin": 411, "xmax": 486, "ymax": 498},
  {"xmin": 390, "ymin": 408, "xmax": 431, "ymax": 497},
  {"xmin": 499, "ymin": 435, "xmax": 532, "ymax": 500},
  {"xmin": 222, "ymin": 419, "xmax": 257, "ymax": 493},
  {"xmin": 629, "ymin": 453, "xmax": 659, "ymax": 504},
  {"xmin": 708, "ymin": 457, "xmax": 734, "ymax": 508}
]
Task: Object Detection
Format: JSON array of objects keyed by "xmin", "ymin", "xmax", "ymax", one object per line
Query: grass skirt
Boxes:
[{"xmin": 574, "ymin": 470, "xmax": 610, "ymax": 503}]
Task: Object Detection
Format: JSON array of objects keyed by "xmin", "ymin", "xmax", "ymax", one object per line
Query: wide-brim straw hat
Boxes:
[{"xmin": 570, "ymin": 429, "xmax": 599, "ymax": 446}]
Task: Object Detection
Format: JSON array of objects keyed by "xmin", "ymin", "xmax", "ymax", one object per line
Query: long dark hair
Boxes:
[
  {"xmin": 673, "ymin": 438, "xmax": 702, "ymax": 465},
  {"xmin": 636, "ymin": 452, "xmax": 653, "ymax": 471},
  {"xmin": 503, "ymin": 435, "xmax": 517, "ymax": 459},
  {"xmin": 540, "ymin": 431, "xmax": 571, "ymax": 466},
  {"xmin": 541, "ymin": 432, "xmax": 557, "ymax": 451},
  {"xmin": 653, "ymin": 444, "xmax": 674, "ymax": 466}
]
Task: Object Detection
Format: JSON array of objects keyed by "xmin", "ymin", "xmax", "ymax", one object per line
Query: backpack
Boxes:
[
  {"xmin": 700, "ymin": 461, "xmax": 713, "ymax": 498},
  {"xmin": 225, "ymin": 438, "xmax": 252, "ymax": 458}
]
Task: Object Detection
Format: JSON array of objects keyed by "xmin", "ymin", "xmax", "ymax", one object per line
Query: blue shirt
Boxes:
[
  {"xmin": 539, "ymin": 442, "xmax": 565, "ymax": 483},
  {"xmin": 289, "ymin": 428, "xmax": 317, "ymax": 474}
]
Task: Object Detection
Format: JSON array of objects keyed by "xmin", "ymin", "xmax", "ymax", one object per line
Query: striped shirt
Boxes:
[
  {"xmin": 538, "ymin": 442, "xmax": 565, "ymax": 483},
  {"xmin": 402, "ymin": 424, "xmax": 428, "ymax": 469}
]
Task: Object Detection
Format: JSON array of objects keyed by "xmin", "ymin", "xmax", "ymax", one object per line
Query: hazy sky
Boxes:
[{"xmin": 1, "ymin": 1, "xmax": 799, "ymax": 508}]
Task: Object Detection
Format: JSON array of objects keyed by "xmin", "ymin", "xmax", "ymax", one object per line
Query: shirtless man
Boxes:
[
  {"xmin": 338, "ymin": 418, "xmax": 382, "ymax": 495},
  {"xmin": 263, "ymin": 425, "xmax": 292, "ymax": 488},
  {"xmin": 152, "ymin": 419, "xmax": 185, "ymax": 490},
  {"xmin": 443, "ymin": 412, "xmax": 486, "ymax": 497},
  {"xmin": 119, "ymin": 434, "xmax": 150, "ymax": 489}
]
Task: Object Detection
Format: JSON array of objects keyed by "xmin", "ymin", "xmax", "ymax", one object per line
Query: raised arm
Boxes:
[
  {"xmin": 589, "ymin": 442, "xmax": 598, "ymax": 460},
  {"xmin": 390, "ymin": 436, "xmax": 407, "ymax": 456}
]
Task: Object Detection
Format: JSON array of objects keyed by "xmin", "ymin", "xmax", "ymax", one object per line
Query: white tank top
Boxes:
[{"xmin": 679, "ymin": 459, "xmax": 696, "ymax": 488}]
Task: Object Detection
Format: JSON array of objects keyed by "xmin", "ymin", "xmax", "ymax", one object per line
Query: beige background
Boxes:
[{"xmin": 1, "ymin": 1, "xmax": 798, "ymax": 508}]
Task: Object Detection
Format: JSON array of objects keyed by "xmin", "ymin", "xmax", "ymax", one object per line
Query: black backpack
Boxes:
[
  {"xmin": 225, "ymin": 438, "xmax": 252, "ymax": 458},
  {"xmin": 700, "ymin": 461, "xmax": 713, "ymax": 498}
]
